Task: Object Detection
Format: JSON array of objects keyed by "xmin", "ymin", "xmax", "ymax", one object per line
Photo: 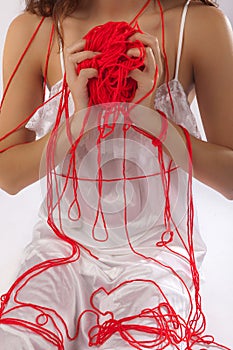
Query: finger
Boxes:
[
  {"xmin": 65, "ymin": 39, "xmax": 86, "ymax": 54},
  {"xmin": 129, "ymin": 32, "xmax": 158, "ymax": 55},
  {"xmin": 129, "ymin": 33, "xmax": 159, "ymax": 59},
  {"xmin": 130, "ymin": 33, "xmax": 163, "ymax": 82},
  {"xmin": 126, "ymin": 47, "xmax": 141, "ymax": 57},
  {"xmin": 64, "ymin": 40, "xmax": 86, "ymax": 83},
  {"xmin": 69, "ymin": 51, "xmax": 100, "ymax": 65},
  {"xmin": 77, "ymin": 68, "xmax": 98, "ymax": 86},
  {"xmin": 65, "ymin": 47, "xmax": 99, "ymax": 84},
  {"xmin": 74, "ymin": 68, "xmax": 98, "ymax": 110},
  {"xmin": 153, "ymin": 38, "xmax": 164, "ymax": 80},
  {"xmin": 144, "ymin": 47, "xmax": 156, "ymax": 76},
  {"xmin": 129, "ymin": 68, "xmax": 155, "ymax": 91},
  {"xmin": 128, "ymin": 68, "xmax": 144, "ymax": 82}
]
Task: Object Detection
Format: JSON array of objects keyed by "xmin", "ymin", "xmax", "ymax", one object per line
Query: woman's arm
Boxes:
[
  {"xmin": 188, "ymin": 6, "xmax": 233, "ymax": 200},
  {"xmin": 0, "ymin": 13, "xmax": 48, "ymax": 194},
  {"xmin": 128, "ymin": 6, "xmax": 233, "ymax": 200},
  {"xmin": 0, "ymin": 14, "xmax": 98, "ymax": 195}
]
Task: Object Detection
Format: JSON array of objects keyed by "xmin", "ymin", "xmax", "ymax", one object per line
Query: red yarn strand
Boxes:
[
  {"xmin": 0, "ymin": 9, "xmax": 230, "ymax": 350},
  {"xmin": 0, "ymin": 17, "xmax": 45, "ymax": 111}
]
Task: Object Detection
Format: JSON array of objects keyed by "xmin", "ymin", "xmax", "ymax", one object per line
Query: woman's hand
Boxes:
[
  {"xmin": 64, "ymin": 39, "xmax": 99, "ymax": 112},
  {"xmin": 127, "ymin": 32, "xmax": 164, "ymax": 109}
]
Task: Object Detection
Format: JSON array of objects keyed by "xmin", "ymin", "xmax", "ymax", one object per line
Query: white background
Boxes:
[{"xmin": 0, "ymin": 1, "xmax": 233, "ymax": 348}]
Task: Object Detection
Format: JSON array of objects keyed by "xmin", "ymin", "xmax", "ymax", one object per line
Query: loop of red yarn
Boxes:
[
  {"xmin": 76, "ymin": 21, "xmax": 146, "ymax": 104},
  {"xmin": 0, "ymin": 11, "xmax": 231, "ymax": 350}
]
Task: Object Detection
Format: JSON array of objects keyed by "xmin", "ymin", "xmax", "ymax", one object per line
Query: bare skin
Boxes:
[{"xmin": 0, "ymin": 0, "xmax": 233, "ymax": 198}]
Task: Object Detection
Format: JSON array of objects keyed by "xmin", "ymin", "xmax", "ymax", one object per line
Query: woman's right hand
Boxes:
[{"xmin": 64, "ymin": 39, "xmax": 99, "ymax": 112}]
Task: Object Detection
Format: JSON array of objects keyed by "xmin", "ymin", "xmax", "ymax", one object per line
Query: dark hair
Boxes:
[{"xmin": 25, "ymin": 0, "xmax": 218, "ymax": 18}]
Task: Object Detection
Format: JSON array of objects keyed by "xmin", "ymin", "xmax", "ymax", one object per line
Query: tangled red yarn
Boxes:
[
  {"xmin": 0, "ymin": 3, "xmax": 230, "ymax": 349},
  {"xmin": 77, "ymin": 21, "xmax": 146, "ymax": 104}
]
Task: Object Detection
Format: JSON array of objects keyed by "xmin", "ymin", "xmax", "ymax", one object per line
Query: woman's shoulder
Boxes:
[
  {"xmin": 8, "ymin": 11, "xmax": 52, "ymax": 34},
  {"xmin": 164, "ymin": 1, "xmax": 230, "ymax": 43},
  {"xmin": 4, "ymin": 12, "xmax": 55, "ymax": 82},
  {"xmin": 9, "ymin": 11, "xmax": 44, "ymax": 29},
  {"xmin": 188, "ymin": 1, "xmax": 229, "ymax": 23},
  {"xmin": 166, "ymin": 0, "xmax": 228, "ymax": 23},
  {"xmin": 183, "ymin": 2, "xmax": 232, "ymax": 60},
  {"xmin": 5, "ymin": 12, "xmax": 54, "ymax": 65}
]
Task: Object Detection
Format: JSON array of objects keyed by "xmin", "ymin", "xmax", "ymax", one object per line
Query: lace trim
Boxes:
[{"xmin": 26, "ymin": 79, "xmax": 201, "ymax": 140}]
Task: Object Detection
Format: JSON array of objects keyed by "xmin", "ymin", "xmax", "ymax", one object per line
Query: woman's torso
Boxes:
[{"xmin": 25, "ymin": 1, "xmax": 206, "ymax": 266}]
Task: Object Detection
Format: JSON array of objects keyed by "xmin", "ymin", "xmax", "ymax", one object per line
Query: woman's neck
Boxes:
[{"xmin": 84, "ymin": 0, "xmax": 156, "ymax": 23}]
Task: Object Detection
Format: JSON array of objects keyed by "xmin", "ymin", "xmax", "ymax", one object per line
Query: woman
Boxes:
[{"xmin": 0, "ymin": 0, "xmax": 232, "ymax": 349}]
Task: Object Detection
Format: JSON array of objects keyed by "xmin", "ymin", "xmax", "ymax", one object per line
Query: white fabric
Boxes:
[
  {"xmin": 58, "ymin": 20, "xmax": 65, "ymax": 77},
  {"xmin": 0, "ymin": 2, "xmax": 226, "ymax": 349},
  {"xmin": 1, "ymin": 77, "xmax": 211, "ymax": 349},
  {"xmin": 174, "ymin": 0, "xmax": 191, "ymax": 80}
]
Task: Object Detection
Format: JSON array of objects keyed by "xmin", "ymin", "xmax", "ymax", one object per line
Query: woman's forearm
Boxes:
[
  {"xmin": 190, "ymin": 135, "xmax": 233, "ymax": 200},
  {"xmin": 0, "ymin": 108, "xmax": 91, "ymax": 195},
  {"xmin": 0, "ymin": 133, "xmax": 51, "ymax": 195},
  {"xmin": 162, "ymin": 119, "xmax": 233, "ymax": 200},
  {"xmin": 2, "ymin": 105, "xmax": 232, "ymax": 200},
  {"xmin": 130, "ymin": 106, "xmax": 233, "ymax": 200}
]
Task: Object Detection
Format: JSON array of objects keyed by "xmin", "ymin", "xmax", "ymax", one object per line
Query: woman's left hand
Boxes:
[{"xmin": 127, "ymin": 32, "xmax": 164, "ymax": 109}]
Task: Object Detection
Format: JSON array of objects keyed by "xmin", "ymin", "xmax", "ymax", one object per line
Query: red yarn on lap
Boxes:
[{"xmin": 0, "ymin": 7, "xmax": 230, "ymax": 350}]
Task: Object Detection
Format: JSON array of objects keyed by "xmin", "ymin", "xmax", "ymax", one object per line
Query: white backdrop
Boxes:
[{"xmin": 0, "ymin": 1, "xmax": 233, "ymax": 348}]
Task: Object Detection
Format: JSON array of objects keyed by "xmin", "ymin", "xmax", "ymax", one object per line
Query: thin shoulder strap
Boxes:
[
  {"xmin": 59, "ymin": 47, "xmax": 65, "ymax": 76},
  {"xmin": 174, "ymin": 0, "xmax": 191, "ymax": 80},
  {"xmin": 58, "ymin": 21, "xmax": 65, "ymax": 76}
]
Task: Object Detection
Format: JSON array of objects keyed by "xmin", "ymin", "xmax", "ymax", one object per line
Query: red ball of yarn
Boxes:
[{"xmin": 76, "ymin": 21, "xmax": 146, "ymax": 105}]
